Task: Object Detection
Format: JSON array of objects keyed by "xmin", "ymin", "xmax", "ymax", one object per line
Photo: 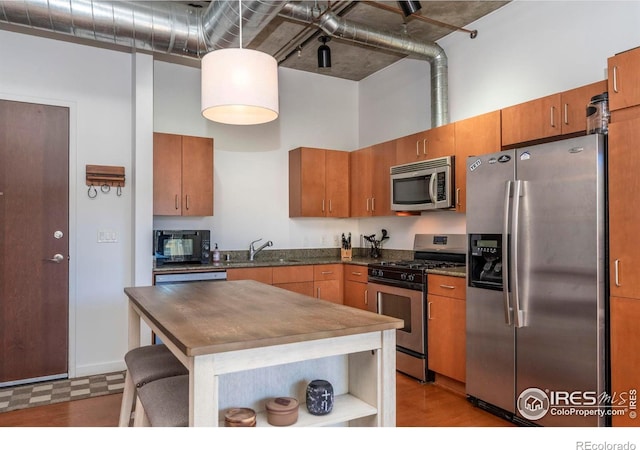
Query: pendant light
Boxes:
[
  {"xmin": 317, "ymin": 36, "xmax": 331, "ymax": 69},
  {"xmin": 201, "ymin": 0, "xmax": 279, "ymax": 125},
  {"xmin": 397, "ymin": 1, "xmax": 422, "ymax": 17}
]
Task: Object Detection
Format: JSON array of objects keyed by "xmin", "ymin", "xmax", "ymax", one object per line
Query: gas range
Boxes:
[
  {"xmin": 367, "ymin": 234, "xmax": 466, "ymax": 289},
  {"xmin": 366, "ymin": 233, "xmax": 466, "ymax": 383}
]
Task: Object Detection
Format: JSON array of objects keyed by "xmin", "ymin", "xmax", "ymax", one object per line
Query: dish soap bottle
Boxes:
[{"xmin": 212, "ymin": 243, "xmax": 220, "ymax": 263}]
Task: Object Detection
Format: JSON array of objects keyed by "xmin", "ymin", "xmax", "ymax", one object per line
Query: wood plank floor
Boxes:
[{"xmin": 0, "ymin": 373, "xmax": 512, "ymax": 427}]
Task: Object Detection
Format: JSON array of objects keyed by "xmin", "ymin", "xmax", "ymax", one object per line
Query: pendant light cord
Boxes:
[{"xmin": 238, "ymin": 0, "xmax": 243, "ymax": 49}]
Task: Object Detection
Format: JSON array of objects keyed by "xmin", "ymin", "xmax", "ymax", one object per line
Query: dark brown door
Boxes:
[{"xmin": 0, "ymin": 100, "xmax": 69, "ymax": 385}]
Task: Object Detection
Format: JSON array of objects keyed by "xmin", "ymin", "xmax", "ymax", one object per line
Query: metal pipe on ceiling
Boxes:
[
  {"xmin": 0, "ymin": 0, "xmax": 449, "ymax": 126},
  {"xmin": 0, "ymin": 0, "xmax": 285, "ymax": 58},
  {"xmin": 278, "ymin": 1, "xmax": 449, "ymax": 127}
]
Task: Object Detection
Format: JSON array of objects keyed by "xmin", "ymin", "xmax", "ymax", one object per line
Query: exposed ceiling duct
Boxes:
[
  {"xmin": 0, "ymin": 0, "xmax": 450, "ymax": 126},
  {"xmin": 0, "ymin": 0, "xmax": 285, "ymax": 57},
  {"xmin": 278, "ymin": 2, "xmax": 449, "ymax": 126}
]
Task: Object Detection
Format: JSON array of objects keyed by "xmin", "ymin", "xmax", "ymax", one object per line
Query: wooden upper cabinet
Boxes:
[
  {"xmin": 349, "ymin": 146, "xmax": 373, "ymax": 217},
  {"xmin": 371, "ymin": 140, "xmax": 395, "ymax": 216},
  {"xmin": 608, "ymin": 46, "xmax": 640, "ymax": 112},
  {"xmin": 453, "ymin": 110, "xmax": 501, "ymax": 213},
  {"xmin": 289, "ymin": 147, "xmax": 349, "ymax": 218},
  {"xmin": 153, "ymin": 132, "xmax": 214, "ymax": 216},
  {"xmin": 561, "ymin": 80, "xmax": 607, "ymax": 134},
  {"xmin": 395, "ymin": 123, "xmax": 455, "ymax": 165},
  {"xmin": 501, "ymin": 93, "xmax": 562, "ymax": 146},
  {"xmin": 325, "ymin": 150, "xmax": 350, "ymax": 217},
  {"xmin": 608, "ymin": 117, "xmax": 640, "ymax": 299},
  {"xmin": 349, "ymin": 141, "xmax": 395, "ymax": 217},
  {"xmin": 502, "ymin": 81, "xmax": 607, "ymax": 147}
]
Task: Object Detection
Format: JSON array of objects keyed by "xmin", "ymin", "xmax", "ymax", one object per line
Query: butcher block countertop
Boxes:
[{"xmin": 124, "ymin": 279, "xmax": 403, "ymax": 357}]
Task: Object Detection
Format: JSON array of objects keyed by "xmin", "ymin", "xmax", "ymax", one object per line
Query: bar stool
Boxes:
[
  {"xmin": 134, "ymin": 374, "xmax": 189, "ymax": 427},
  {"xmin": 118, "ymin": 344, "xmax": 188, "ymax": 427}
]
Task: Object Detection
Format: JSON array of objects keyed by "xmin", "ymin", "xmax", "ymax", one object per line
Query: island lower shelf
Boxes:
[{"xmin": 219, "ymin": 394, "xmax": 378, "ymax": 427}]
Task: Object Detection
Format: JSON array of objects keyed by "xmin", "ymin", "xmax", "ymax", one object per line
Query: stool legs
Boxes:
[
  {"xmin": 133, "ymin": 397, "xmax": 150, "ymax": 427},
  {"xmin": 118, "ymin": 371, "xmax": 136, "ymax": 427}
]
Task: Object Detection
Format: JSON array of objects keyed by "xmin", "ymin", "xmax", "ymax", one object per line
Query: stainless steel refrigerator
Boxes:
[{"xmin": 465, "ymin": 134, "xmax": 607, "ymax": 427}]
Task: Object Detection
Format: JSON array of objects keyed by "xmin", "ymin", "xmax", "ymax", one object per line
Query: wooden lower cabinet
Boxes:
[
  {"xmin": 343, "ymin": 265, "xmax": 370, "ymax": 311},
  {"xmin": 313, "ymin": 264, "xmax": 343, "ymax": 304},
  {"xmin": 427, "ymin": 275, "xmax": 466, "ymax": 383},
  {"xmin": 610, "ymin": 296, "xmax": 640, "ymax": 427},
  {"xmin": 226, "ymin": 267, "xmax": 273, "ymax": 285},
  {"xmin": 273, "ymin": 265, "xmax": 314, "ymax": 296}
]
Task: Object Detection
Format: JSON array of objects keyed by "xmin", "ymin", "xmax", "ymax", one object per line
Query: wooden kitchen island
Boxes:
[{"xmin": 124, "ymin": 280, "xmax": 403, "ymax": 427}]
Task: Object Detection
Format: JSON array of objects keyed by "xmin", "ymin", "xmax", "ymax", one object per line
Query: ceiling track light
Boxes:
[
  {"xmin": 200, "ymin": 0, "xmax": 279, "ymax": 125},
  {"xmin": 317, "ymin": 35, "xmax": 331, "ymax": 69},
  {"xmin": 397, "ymin": 1, "xmax": 422, "ymax": 17}
]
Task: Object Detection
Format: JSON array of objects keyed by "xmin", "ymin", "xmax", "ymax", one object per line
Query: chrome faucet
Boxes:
[{"xmin": 249, "ymin": 238, "xmax": 273, "ymax": 261}]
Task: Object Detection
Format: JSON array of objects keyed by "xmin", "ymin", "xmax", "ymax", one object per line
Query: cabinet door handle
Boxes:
[
  {"xmin": 322, "ymin": 199, "xmax": 325, "ymax": 213},
  {"xmin": 416, "ymin": 140, "xmax": 420, "ymax": 157},
  {"xmin": 352, "ymin": 271, "xmax": 362, "ymax": 276},
  {"xmin": 439, "ymin": 284, "xmax": 456, "ymax": 289},
  {"xmin": 423, "ymin": 139, "xmax": 427, "ymax": 156},
  {"xmin": 364, "ymin": 289, "xmax": 368, "ymax": 306},
  {"xmin": 321, "ymin": 271, "xmax": 333, "ymax": 275},
  {"xmin": 316, "ymin": 287, "xmax": 321, "ymax": 298},
  {"xmin": 615, "ymin": 259, "xmax": 621, "ymax": 287},
  {"xmin": 563, "ymin": 103, "xmax": 569, "ymax": 125},
  {"xmin": 366, "ymin": 198, "xmax": 370, "ymax": 212},
  {"xmin": 427, "ymin": 301, "xmax": 432, "ymax": 320},
  {"xmin": 456, "ymin": 188, "xmax": 461, "ymax": 207},
  {"xmin": 175, "ymin": 194, "xmax": 179, "ymax": 210},
  {"xmin": 185, "ymin": 195, "xmax": 190, "ymax": 210},
  {"xmin": 371, "ymin": 197, "xmax": 375, "ymax": 211},
  {"xmin": 613, "ymin": 66, "xmax": 619, "ymax": 93},
  {"xmin": 329, "ymin": 199, "xmax": 332, "ymax": 213},
  {"xmin": 550, "ymin": 106, "xmax": 556, "ymax": 128}
]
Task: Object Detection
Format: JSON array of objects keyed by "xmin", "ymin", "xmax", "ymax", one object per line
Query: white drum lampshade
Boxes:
[{"xmin": 201, "ymin": 48, "xmax": 279, "ymax": 125}]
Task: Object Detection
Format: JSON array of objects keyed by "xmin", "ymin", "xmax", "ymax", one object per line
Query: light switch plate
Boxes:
[{"xmin": 98, "ymin": 230, "xmax": 118, "ymax": 243}]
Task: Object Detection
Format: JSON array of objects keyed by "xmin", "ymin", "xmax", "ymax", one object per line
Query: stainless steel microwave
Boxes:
[
  {"xmin": 390, "ymin": 156, "xmax": 455, "ymax": 211},
  {"xmin": 153, "ymin": 230, "xmax": 211, "ymax": 266}
]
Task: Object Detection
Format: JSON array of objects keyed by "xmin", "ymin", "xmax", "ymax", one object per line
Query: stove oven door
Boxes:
[{"xmin": 367, "ymin": 281, "xmax": 425, "ymax": 355}]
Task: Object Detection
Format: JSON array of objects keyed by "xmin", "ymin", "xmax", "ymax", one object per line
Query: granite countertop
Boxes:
[
  {"xmin": 153, "ymin": 256, "xmax": 375, "ymax": 273},
  {"xmin": 153, "ymin": 254, "xmax": 467, "ymax": 278}
]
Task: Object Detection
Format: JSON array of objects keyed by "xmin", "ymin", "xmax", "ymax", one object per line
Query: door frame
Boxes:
[{"xmin": 1, "ymin": 93, "xmax": 78, "ymax": 379}]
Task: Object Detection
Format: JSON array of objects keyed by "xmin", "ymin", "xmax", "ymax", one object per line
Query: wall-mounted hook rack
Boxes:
[{"xmin": 86, "ymin": 165, "xmax": 125, "ymax": 198}]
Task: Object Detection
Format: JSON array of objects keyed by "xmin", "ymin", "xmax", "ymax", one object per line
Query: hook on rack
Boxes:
[{"xmin": 86, "ymin": 165, "xmax": 125, "ymax": 199}]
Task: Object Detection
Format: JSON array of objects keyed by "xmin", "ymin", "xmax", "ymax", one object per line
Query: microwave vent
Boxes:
[{"xmin": 390, "ymin": 156, "xmax": 453, "ymax": 175}]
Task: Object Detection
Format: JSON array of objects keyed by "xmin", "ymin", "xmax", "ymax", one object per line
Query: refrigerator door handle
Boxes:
[
  {"xmin": 503, "ymin": 180, "xmax": 513, "ymax": 326},
  {"xmin": 511, "ymin": 180, "xmax": 526, "ymax": 328}
]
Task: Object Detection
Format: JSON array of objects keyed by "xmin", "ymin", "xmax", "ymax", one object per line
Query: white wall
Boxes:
[
  {"xmin": 153, "ymin": 62, "xmax": 361, "ymax": 251},
  {"xmin": 1, "ymin": 0, "xmax": 639, "ymax": 377}
]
